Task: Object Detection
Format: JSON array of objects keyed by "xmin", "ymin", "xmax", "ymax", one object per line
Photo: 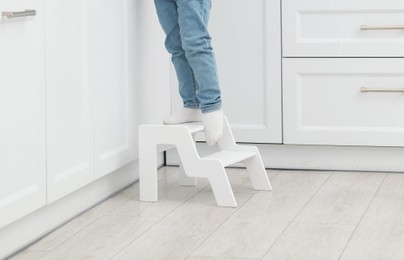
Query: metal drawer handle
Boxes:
[
  {"xmin": 2, "ymin": 9, "xmax": 36, "ymax": 19},
  {"xmin": 361, "ymin": 87, "xmax": 404, "ymax": 93},
  {"xmin": 360, "ymin": 25, "xmax": 404, "ymax": 30}
]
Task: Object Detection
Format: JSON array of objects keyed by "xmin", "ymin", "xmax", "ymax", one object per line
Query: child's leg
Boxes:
[
  {"xmin": 176, "ymin": 0, "xmax": 223, "ymax": 145},
  {"xmin": 154, "ymin": 0, "xmax": 202, "ymax": 124}
]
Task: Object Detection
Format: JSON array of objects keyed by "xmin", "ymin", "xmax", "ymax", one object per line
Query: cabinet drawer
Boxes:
[
  {"xmin": 283, "ymin": 58, "xmax": 404, "ymax": 146},
  {"xmin": 282, "ymin": 0, "xmax": 404, "ymax": 57}
]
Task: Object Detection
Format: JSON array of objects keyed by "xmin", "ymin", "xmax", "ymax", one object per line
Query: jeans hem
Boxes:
[
  {"xmin": 184, "ymin": 104, "xmax": 199, "ymax": 109},
  {"xmin": 200, "ymin": 104, "xmax": 222, "ymax": 114}
]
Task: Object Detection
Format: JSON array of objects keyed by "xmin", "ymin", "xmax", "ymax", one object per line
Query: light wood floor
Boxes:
[{"xmin": 10, "ymin": 166, "xmax": 404, "ymax": 260}]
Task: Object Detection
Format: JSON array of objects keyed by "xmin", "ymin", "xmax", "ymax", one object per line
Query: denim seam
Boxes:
[
  {"xmin": 191, "ymin": 69, "xmax": 199, "ymax": 106},
  {"xmin": 201, "ymin": 0, "xmax": 208, "ymax": 51}
]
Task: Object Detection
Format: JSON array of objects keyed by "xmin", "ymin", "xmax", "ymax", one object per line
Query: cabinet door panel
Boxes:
[
  {"xmin": 87, "ymin": 0, "xmax": 136, "ymax": 178},
  {"xmin": 45, "ymin": 0, "xmax": 94, "ymax": 203},
  {"xmin": 283, "ymin": 58, "xmax": 404, "ymax": 146},
  {"xmin": 46, "ymin": 0, "xmax": 136, "ymax": 200},
  {"xmin": 282, "ymin": 0, "xmax": 404, "ymax": 57},
  {"xmin": 0, "ymin": 0, "xmax": 46, "ymax": 228},
  {"xmin": 170, "ymin": 0, "xmax": 282, "ymax": 143}
]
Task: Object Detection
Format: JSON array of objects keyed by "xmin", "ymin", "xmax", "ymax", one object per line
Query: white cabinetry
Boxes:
[
  {"xmin": 0, "ymin": 0, "xmax": 46, "ymax": 228},
  {"xmin": 282, "ymin": 0, "xmax": 404, "ymax": 147},
  {"xmin": 88, "ymin": 0, "xmax": 136, "ymax": 179},
  {"xmin": 1, "ymin": 0, "xmax": 136, "ymax": 226},
  {"xmin": 282, "ymin": 0, "xmax": 404, "ymax": 57},
  {"xmin": 170, "ymin": 0, "xmax": 283, "ymax": 143},
  {"xmin": 167, "ymin": 0, "xmax": 404, "ymax": 170},
  {"xmin": 46, "ymin": 0, "xmax": 136, "ymax": 202},
  {"xmin": 283, "ymin": 58, "xmax": 404, "ymax": 146},
  {"xmin": 46, "ymin": 0, "xmax": 94, "ymax": 203}
]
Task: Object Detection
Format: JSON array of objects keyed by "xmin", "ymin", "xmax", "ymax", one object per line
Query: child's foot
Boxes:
[
  {"xmin": 202, "ymin": 108, "xmax": 223, "ymax": 146},
  {"xmin": 163, "ymin": 107, "xmax": 202, "ymax": 125}
]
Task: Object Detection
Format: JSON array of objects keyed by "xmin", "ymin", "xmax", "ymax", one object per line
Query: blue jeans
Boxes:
[{"xmin": 154, "ymin": 0, "xmax": 222, "ymax": 114}]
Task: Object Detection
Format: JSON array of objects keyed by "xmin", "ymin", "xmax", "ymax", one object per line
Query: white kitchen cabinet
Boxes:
[
  {"xmin": 170, "ymin": 0, "xmax": 283, "ymax": 143},
  {"xmin": 87, "ymin": 0, "xmax": 137, "ymax": 179},
  {"xmin": 282, "ymin": 0, "xmax": 404, "ymax": 57},
  {"xmin": 46, "ymin": 0, "xmax": 136, "ymax": 202},
  {"xmin": 0, "ymin": 0, "xmax": 137, "ymax": 255},
  {"xmin": 0, "ymin": 0, "xmax": 136, "ymax": 227},
  {"xmin": 282, "ymin": 0, "xmax": 404, "ymax": 147},
  {"xmin": 0, "ymin": 0, "xmax": 46, "ymax": 228},
  {"xmin": 283, "ymin": 58, "xmax": 404, "ymax": 146},
  {"xmin": 45, "ymin": 0, "xmax": 94, "ymax": 203}
]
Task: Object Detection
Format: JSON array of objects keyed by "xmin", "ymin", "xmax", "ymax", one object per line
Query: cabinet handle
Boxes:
[
  {"xmin": 360, "ymin": 25, "xmax": 404, "ymax": 30},
  {"xmin": 360, "ymin": 87, "xmax": 404, "ymax": 93},
  {"xmin": 2, "ymin": 9, "xmax": 36, "ymax": 19}
]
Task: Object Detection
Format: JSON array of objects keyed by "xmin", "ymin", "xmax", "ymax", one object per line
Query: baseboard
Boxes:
[
  {"xmin": 0, "ymin": 153, "xmax": 164, "ymax": 259},
  {"xmin": 166, "ymin": 142, "xmax": 404, "ymax": 173}
]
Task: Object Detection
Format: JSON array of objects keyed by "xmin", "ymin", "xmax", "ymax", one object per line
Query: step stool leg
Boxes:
[
  {"xmin": 244, "ymin": 154, "xmax": 272, "ymax": 191},
  {"xmin": 207, "ymin": 167, "xmax": 237, "ymax": 207},
  {"xmin": 179, "ymin": 161, "xmax": 197, "ymax": 187},
  {"xmin": 139, "ymin": 143, "xmax": 158, "ymax": 202}
]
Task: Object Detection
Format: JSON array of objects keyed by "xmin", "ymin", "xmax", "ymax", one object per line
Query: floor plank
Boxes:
[
  {"xmin": 293, "ymin": 172, "xmax": 386, "ymax": 225},
  {"xmin": 23, "ymin": 166, "xmax": 176, "ymax": 252},
  {"xmin": 340, "ymin": 195, "xmax": 404, "ymax": 259},
  {"xmin": 111, "ymin": 192, "xmax": 254, "ymax": 260},
  {"xmin": 108, "ymin": 171, "xmax": 209, "ymax": 218},
  {"xmin": 187, "ymin": 256, "xmax": 259, "ymax": 260},
  {"xmin": 10, "ymin": 168, "xmax": 398, "ymax": 260},
  {"xmin": 374, "ymin": 173, "xmax": 404, "ymax": 199},
  {"xmin": 38, "ymin": 215, "xmax": 160, "ymax": 260},
  {"xmin": 8, "ymin": 251, "xmax": 47, "ymax": 260},
  {"xmin": 190, "ymin": 171, "xmax": 331, "ymax": 259},
  {"xmin": 262, "ymin": 222, "xmax": 355, "ymax": 260},
  {"xmin": 22, "ymin": 193, "xmax": 136, "ymax": 253}
]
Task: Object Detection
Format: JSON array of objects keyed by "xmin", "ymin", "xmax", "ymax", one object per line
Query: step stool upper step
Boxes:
[
  {"xmin": 176, "ymin": 122, "xmax": 205, "ymax": 133},
  {"xmin": 154, "ymin": 122, "xmax": 205, "ymax": 153},
  {"xmin": 201, "ymin": 150, "xmax": 256, "ymax": 167}
]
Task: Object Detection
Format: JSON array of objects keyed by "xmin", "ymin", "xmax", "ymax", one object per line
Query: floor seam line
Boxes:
[
  {"xmin": 187, "ymin": 189, "xmax": 259, "ymax": 259},
  {"xmin": 336, "ymin": 172, "xmax": 389, "ymax": 260},
  {"xmin": 108, "ymin": 172, "xmax": 210, "ymax": 259},
  {"xmin": 259, "ymin": 171, "xmax": 334, "ymax": 258},
  {"xmin": 187, "ymin": 169, "xmax": 283, "ymax": 259},
  {"xmin": 34, "ymin": 169, "xmax": 174, "ymax": 259}
]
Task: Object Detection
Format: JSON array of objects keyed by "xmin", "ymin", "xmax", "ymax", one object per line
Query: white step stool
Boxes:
[{"xmin": 139, "ymin": 115, "xmax": 272, "ymax": 207}]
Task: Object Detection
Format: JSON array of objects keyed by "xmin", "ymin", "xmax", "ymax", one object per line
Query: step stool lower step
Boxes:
[{"xmin": 201, "ymin": 150, "xmax": 256, "ymax": 167}]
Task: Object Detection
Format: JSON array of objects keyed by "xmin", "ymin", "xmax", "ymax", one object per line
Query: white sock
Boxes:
[
  {"xmin": 163, "ymin": 107, "xmax": 202, "ymax": 125},
  {"xmin": 202, "ymin": 108, "xmax": 223, "ymax": 146}
]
